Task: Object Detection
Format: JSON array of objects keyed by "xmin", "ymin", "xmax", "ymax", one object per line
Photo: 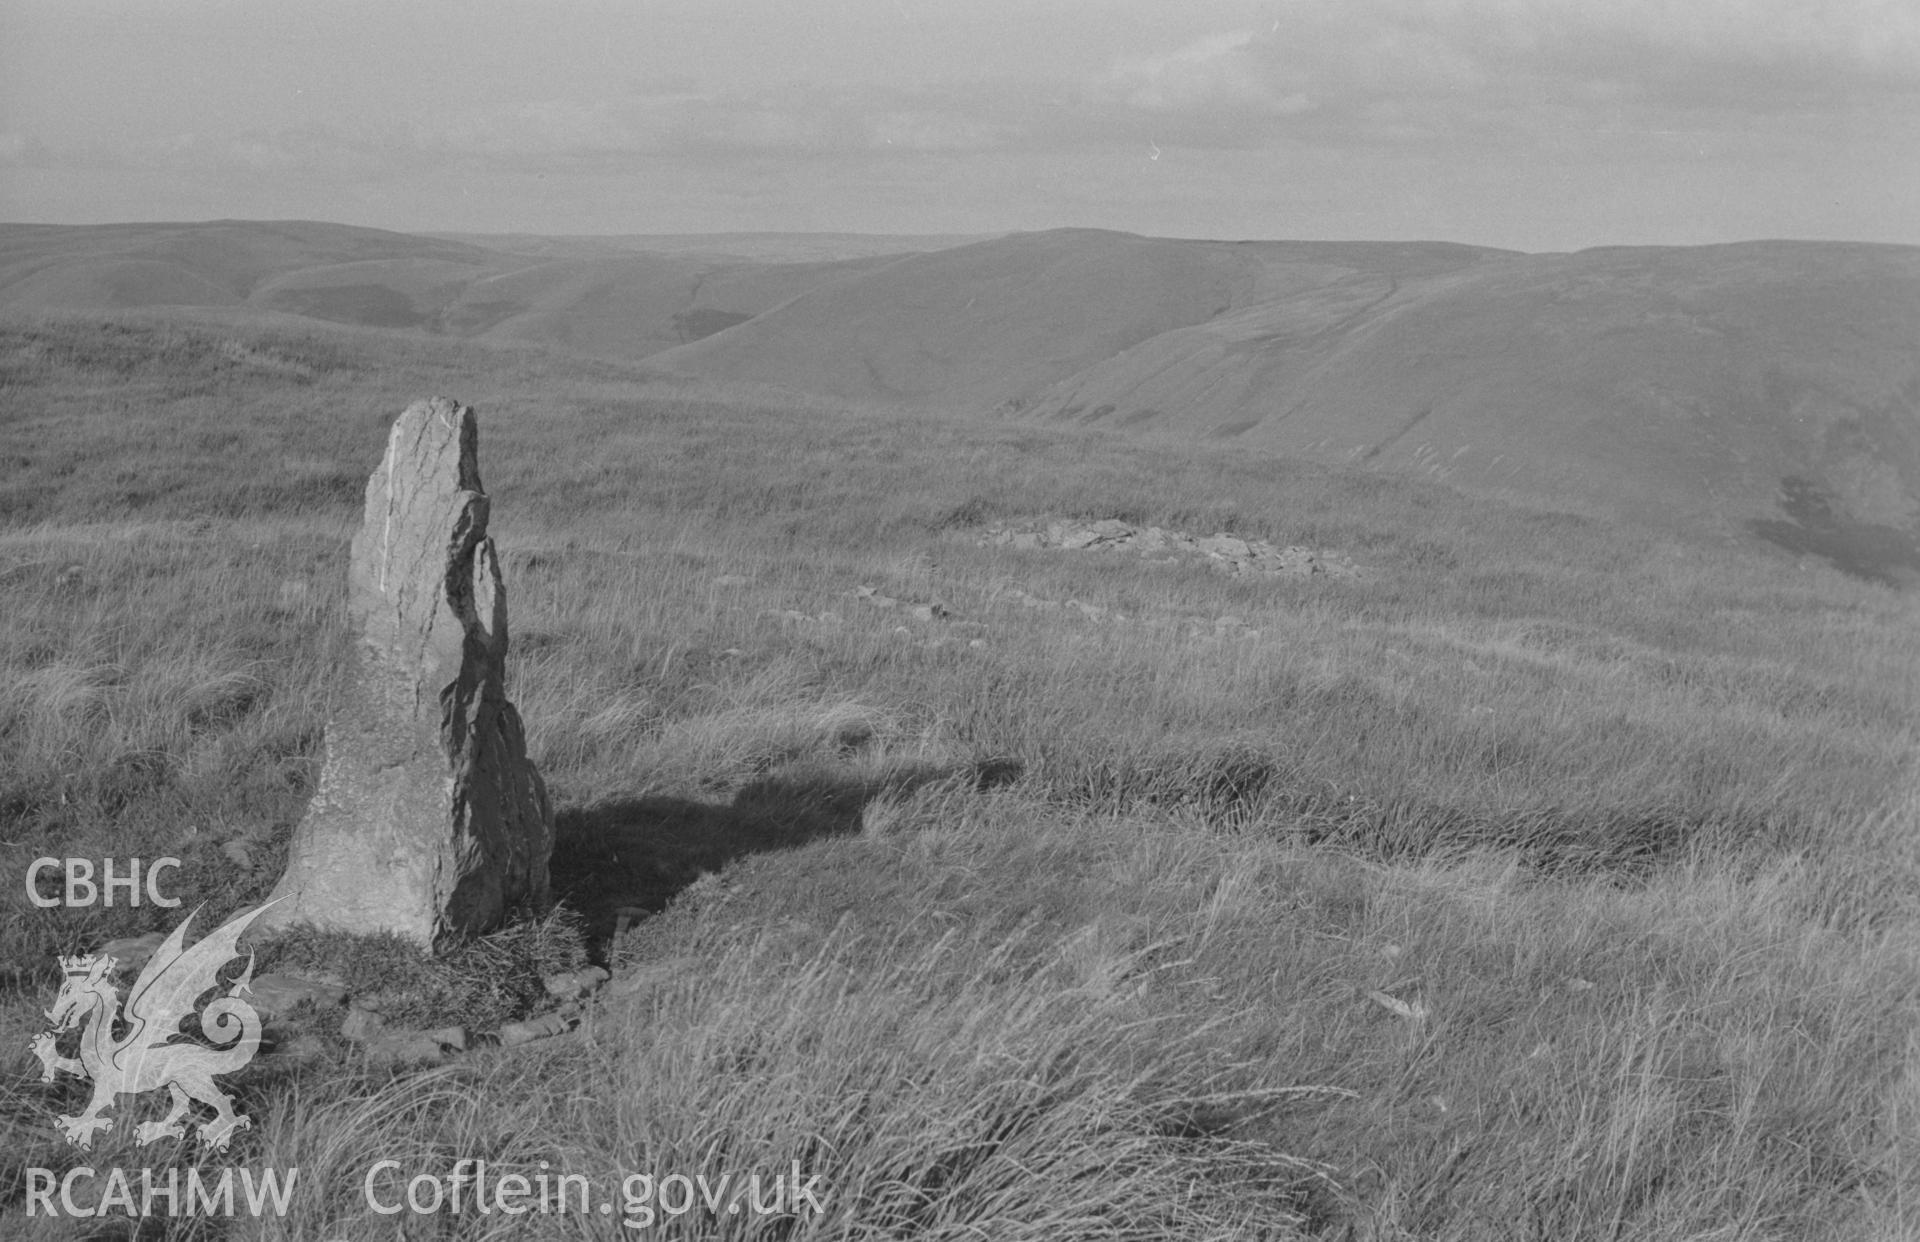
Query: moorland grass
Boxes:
[{"xmin": 1, "ymin": 313, "xmax": 1915, "ymax": 1238}]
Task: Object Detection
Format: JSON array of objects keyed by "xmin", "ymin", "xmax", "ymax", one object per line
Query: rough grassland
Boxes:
[{"xmin": 1, "ymin": 313, "xmax": 1916, "ymax": 1239}]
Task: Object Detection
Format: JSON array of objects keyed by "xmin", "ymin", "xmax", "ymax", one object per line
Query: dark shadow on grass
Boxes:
[
  {"xmin": 1749, "ymin": 475, "xmax": 1920, "ymax": 587},
  {"xmin": 1304, "ymin": 803, "xmax": 1699, "ymax": 882},
  {"xmin": 549, "ymin": 758, "xmax": 1023, "ymax": 951}
]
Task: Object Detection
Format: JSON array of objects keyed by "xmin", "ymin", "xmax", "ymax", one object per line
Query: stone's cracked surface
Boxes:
[
  {"xmin": 979, "ymin": 518, "xmax": 1361, "ymax": 580},
  {"xmin": 260, "ymin": 398, "xmax": 554, "ymax": 950}
]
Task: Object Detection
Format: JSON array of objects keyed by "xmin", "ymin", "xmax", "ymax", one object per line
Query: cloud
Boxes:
[
  {"xmin": 411, "ymin": 98, "xmax": 672, "ymax": 160},
  {"xmin": 1105, "ymin": 31, "xmax": 1316, "ymax": 118},
  {"xmin": 13, "ymin": 127, "xmax": 404, "ymax": 178},
  {"xmin": 398, "ymin": 82, "xmax": 1036, "ymax": 162},
  {"xmin": 1471, "ymin": 0, "xmax": 1920, "ymax": 82},
  {"xmin": 1087, "ymin": 0, "xmax": 1920, "ymax": 147},
  {"xmin": 16, "ymin": 0, "xmax": 1917, "ymax": 180}
]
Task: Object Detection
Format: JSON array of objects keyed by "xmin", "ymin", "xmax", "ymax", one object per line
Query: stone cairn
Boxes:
[{"xmin": 260, "ymin": 398, "xmax": 553, "ymax": 950}]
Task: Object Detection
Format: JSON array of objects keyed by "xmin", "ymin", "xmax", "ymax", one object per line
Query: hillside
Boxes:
[
  {"xmin": 1, "ymin": 314, "xmax": 1915, "ymax": 1238},
  {"xmin": 652, "ymin": 230, "xmax": 1920, "ymax": 581},
  {"xmin": 650, "ymin": 229, "xmax": 1510, "ymax": 406}
]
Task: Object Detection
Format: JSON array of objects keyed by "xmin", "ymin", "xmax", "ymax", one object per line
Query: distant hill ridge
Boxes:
[
  {"xmin": 2, "ymin": 219, "xmax": 1914, "ymax": 581},
  {"xmin": 0, "ymin": 219, "xmax": 943, "ymax": 356}
]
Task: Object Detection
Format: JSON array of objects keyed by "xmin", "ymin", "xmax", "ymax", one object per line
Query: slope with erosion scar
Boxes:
[{"xmin": 1028, "ymin": 242, "xmax": 1920, "ymax": 562}]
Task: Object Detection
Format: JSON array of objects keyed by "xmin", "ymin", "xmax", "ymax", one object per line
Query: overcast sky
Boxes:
[{"xmin": 3, "ymin": 0, "xmax": 1916, "ymax": 251}]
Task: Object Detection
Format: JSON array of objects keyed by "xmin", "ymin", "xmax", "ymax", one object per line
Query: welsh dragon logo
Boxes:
[{"xmin": 30, "ymin": 902, "xmax": 273, "ymax": 1153}]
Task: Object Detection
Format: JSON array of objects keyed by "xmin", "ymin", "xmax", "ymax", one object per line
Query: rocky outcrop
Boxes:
[{"xmin": 261, "ymin": 398, "xmax": 553, "ymax": 950}]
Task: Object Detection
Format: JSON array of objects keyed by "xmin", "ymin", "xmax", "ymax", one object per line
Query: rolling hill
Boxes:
[
  {"xmin": 2, "ymin": 219, "xmax": 1915, "ymax": 580},
  {"xmin": 650, "ymin": 229, "xmax": 1514, "ymax": 407},
  {"xmin": 650, "ymin": 230, "xmax": 1920, "ymax": 582}
]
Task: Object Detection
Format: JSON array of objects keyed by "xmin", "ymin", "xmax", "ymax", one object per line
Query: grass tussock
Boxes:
[{"xmin": 1, "ymin": 313, "xmax": 1916, "ymax": 1239}]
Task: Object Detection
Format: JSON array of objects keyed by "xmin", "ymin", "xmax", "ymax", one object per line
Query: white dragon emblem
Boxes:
[{"xmin": 29, "ymin": 902, "xmax": 273, "ymax": 1152}]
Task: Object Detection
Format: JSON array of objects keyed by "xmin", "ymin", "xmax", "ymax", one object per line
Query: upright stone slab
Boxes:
[{"xmin": 262, "ymin": 398, "xmax": 553, "ymax": 949}]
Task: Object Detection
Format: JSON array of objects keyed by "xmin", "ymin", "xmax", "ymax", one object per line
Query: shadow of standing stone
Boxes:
[{"xmin": 260, "ymin": 398, "xmax": 554, "ymax": 950}]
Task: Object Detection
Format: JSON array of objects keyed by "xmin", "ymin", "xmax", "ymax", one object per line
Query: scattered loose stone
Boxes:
[
  {"xmin": 363, "ymin": 1032, "xmax": 449, "ymax": 1066},
  {"xmin": 350, "ymin": 989, "xmax": 412, "ymax": 1015},
  {"xmin": 1365, "ymin": 989, "xmax": 1430, "ymax": 1024},
  {"xmin": 851, "ymin": 586, "xmax": 961, "ymax": 624},
  {"xmin": 498, "ymin": 1007, "xmax": 581, "ymax": 1048},
  {"xmin": 261, "ymin": 398, "xmax": 554, "ymax": 951},
  {"xmin": 340, "ymin": 1006, "xmax": 387, "ymax": 1043},
  {"xmin": 542, "ymin": 965, "xmax": 610, "ymax": 1001},
  {"xmin": 979, "ymin": 518, "xmax": 1360, "ymax": 580}
]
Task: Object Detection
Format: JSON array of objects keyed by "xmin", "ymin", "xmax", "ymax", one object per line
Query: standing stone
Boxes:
[{"xmin": 261, "ymin": 398, "xmax": 553, "ymax": 949}]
